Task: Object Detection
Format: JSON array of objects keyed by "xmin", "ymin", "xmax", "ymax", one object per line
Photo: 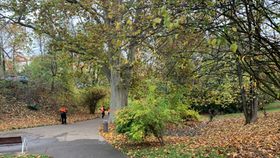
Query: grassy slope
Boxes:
[{"xmin": 207, "ymin": 102, "xmax": 280, "ymax": 120}]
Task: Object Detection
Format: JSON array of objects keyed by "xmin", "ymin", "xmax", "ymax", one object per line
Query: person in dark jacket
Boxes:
[
  {"xmin": 101, "ymin": 106, "xmax": 105, "ymax": 118},
  {"xmin": 60, "ymin": 106, "xmax": 68, "ymax": 124}
]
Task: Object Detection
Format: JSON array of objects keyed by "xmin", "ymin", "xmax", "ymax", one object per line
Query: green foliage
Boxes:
[
  {"xmin": 167, "ymin": 91, "xmax": 201, "ymax": 121},
  {"xmin": 192, "ymin": 103, "xmax": 243, "ymax": 114},
  {"xmin": 24, "ymin": 54, "xmax": 73, "ymax": 92},
  {"xmin": 0, "ymin": 80, "xmax": 17, "ymax": 89},
  {"xmin": 96, "ymin": 92, "xmax": 110, "ymax": 110},
  {"xmin": 25, "ymin": 55, "xmax": 54, "ymax": 83},
  {"xmin": 82, "ymin": 87, "xmax": 108, "ymax": 114},
  {"xmin": 115, "ymin": 85, "xmax": 181, "ymax": 145},
  {"xmin": 177, "ymin": 105, "xmax": 201, "ymax": 121}
]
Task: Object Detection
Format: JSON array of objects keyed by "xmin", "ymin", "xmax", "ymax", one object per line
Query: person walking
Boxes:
[
  {"xmin": 108, "ymin": 108, "xmax": 110, "ymax": 116},
  {"xmin": 60, "ymin": 106, "xmax": 68, "ymax": 124},
  {"xmin": 101, "ymin": 106, "xmax": 105, "ymax": 118}
]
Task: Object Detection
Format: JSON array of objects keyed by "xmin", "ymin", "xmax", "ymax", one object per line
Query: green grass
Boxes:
[
  {"xmin": 125, "ymin": 144, "xmax": 232, "ymax": 158},
  {"xmin": 264, "ymin": 107, "xmax": 280, "ymax": 112},
  {"xmin": 265, "ymin": 102, "xmax": 280, "ymax": 108},
  {"xmin": 1, "ymin": 155, "xmax": 52, "ymax": 158},
  {"xmin": 201, "ymin": 102, "xmax": 280, "ymax": 120}
]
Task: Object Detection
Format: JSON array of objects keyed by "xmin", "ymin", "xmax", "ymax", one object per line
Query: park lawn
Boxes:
[
  {"xmin": 100, "ymin": 110, "xmax": 280, "ymax": 157},
  {"xmin": 265, "ymin": 102, "xmax": 280, "ymax": 109},
  {"xmin": 1, "ymin": 155, "xmax": 52, "ymax": 158},
  {"xmin": 207, "ymin": 103, "xmax": 280, "ymax": 121},
  {"xmin": 210, "ymin": 107, "xmax": 280, "ymax": 120}
]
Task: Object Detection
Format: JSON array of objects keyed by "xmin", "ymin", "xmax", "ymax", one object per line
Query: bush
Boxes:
[
  {"xmin": 168, "ymin": 93, "xmax": 201, "ymax": 121},
  {"xmin": 0, "ymin": 80, "xmax": 17, "ymax": 89},
  {"xmin": 82, "ymin": 87, "xmax": 108, "ymax": 114},
  {"xmin": 27, "ymin": 103, "xmax": 39, "ymax": 111},
  {"xmin": 27, "ymin": 99, "xmax": 39, "ymax": 111},
  {"xmin": 96, "ymin": 92, "xmax": 110, "ymax": 110},
  {"xmin": 176, "ymin": 105, "xmax": 201, "ymax": 121},
  {"xmin": 115, "ymin": 85, "xmax": 181, "ymax": 145},
  {"xmin": 115, "ymin": 102, "xmax": 176, "ymax": 145},
  {"xmin": 191, "ymin": 103, "xmax": 243, "ymax": 114}
]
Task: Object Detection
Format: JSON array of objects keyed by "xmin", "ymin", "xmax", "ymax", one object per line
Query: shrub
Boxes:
[
  {"xmin": 96, "ymin": 92, "xmax": 110, "ymax": 110},
  {"xmin": 168, "ymin": 93, "xmax": 201, "ymax": 121},
  {"xmin": 82, "ymin": 87, "xmax": 108, "ymax": 114},
  {"xmin": 115, "ymin": 85, "xmax": 181, "ymax": 145},
  {"xmin": 115, "ymin": 101, "xmax": 176, "ymax": 145},
  {"xmin": 191, "ymin": 103, "xmax": 243, "ymax": 114},
  {"xmin": 177, "ymin": 105, "xmax": 201, "ymax": 121},
  {"xmin": 27, "ymin": 100, "xmax": 39, "ymax": 111}
]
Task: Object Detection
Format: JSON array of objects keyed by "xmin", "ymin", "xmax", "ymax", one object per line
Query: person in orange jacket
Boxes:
[
  {"xmin": 108, "ymin": 108, "xmax": 110, "ymax": 116},
  {"xmin": 101, "ymin": 106, "xmax": 105, "ymax": 118},
  {"xmin": 60, "ymin": 106, "xmax": 68, "ymax": 124}
]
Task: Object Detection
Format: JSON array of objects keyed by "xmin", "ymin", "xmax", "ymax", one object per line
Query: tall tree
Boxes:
[
  {"xmin": 155, "ymin": 0, "xmax": 279, "ymax": 124},
  {"xmin": 0, "ymin": 0, "xmax": 170, "ymax": 122}
]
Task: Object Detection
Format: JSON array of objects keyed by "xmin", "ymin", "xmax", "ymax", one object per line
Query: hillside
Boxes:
[{"xmin": 0, "ymin": 100, "xmax": 101, "ymax": 132}]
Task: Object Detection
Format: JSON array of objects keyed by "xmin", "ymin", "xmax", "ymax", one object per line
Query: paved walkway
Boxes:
[{"xmin": 0, "ymin": 115, "xmax": 128, "ymax": 158}]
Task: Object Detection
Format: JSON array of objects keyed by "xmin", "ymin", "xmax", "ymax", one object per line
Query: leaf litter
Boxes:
[
  {"xmin": 0, "ymin": 101, "xmax": 101, "ymax": 132},
  {"xmin": 100, "ymin": 111, "xmax": 280, "ymax": 157}
]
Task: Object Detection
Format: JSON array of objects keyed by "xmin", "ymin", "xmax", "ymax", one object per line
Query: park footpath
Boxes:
[{"xmin": 0, "ymin": 115, "xmax": 128, "ymax": 158}]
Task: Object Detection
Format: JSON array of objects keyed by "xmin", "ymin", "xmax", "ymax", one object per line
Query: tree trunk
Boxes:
[
  {"xmin": 2, "ymin": 53, "xmax": 5, "ymax": 76},
  {"xmin": 249, "ymin": 74, "xmax": 259, "ymax": 123},
  {"xmin": 237, "ymin": 0, "xmax": 259, "ymax": 125},
  {"xmin": 89, "ymin": 102, "xmax": 96, "ymax": 114},
  {"xmin": 107, "ymin": 42, "xmax": 136, "ymax": 123},
  {"xmin": 109, "ymin": 71, "xmax": 122, "ymax": 123},
  {"xmin": 105, "ymin": 0, "xmax": 137, "ymax": 123},
  {"xmin": 108, "ymin": 32, "xmax": 122, "ymax": 122},
  {"xmin": 51, "ymin": 77, "xmax": 54, "ymax": 91},
  {"xmin": 237, "ymin": 62, "xmax": 259, "ymax": 124}
]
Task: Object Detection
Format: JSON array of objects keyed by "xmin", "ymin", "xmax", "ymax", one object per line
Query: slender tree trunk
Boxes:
[
  {"xmin": 51, "ymin": 77, "xmax": 54, "ymax": 91},
  {"xmin": 237, "ymin": 62, "xmax": 259, "ymax": 124},
  {"xmin": 237, "ymin": 64, "xmax": 248, "ymax": 119},
  {"xmin": 2, "ymin": 53, "xmax": 5, "ymax": 76},
  {"xmin": 239, "ymin": 0, "xmax": 259, "ymax": 124},
  {"xmin": 250, "ymin": 72, "xmax": 259, "ymax": 123}
]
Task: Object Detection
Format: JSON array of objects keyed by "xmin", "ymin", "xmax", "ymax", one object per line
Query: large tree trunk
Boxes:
[
  {"xmin": 108, "ymin": 32, "xmax": 122, "ymax": 122},
  {"xmin": 109, "ymin": 70, "xmax": 122, "ymax": 123},
  {"xmin": 104, "ymin": 0, "xmax": 139, "ymax": 123},
  {"xmin": 107, "ymin": 41, "xmax": 136, "ymax": 123}
]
